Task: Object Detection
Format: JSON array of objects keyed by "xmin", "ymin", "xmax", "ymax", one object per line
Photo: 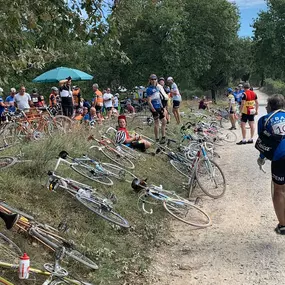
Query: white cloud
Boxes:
[{"xmin": 228, "ymin": 0, "xmax": 266, "ymax": 8}]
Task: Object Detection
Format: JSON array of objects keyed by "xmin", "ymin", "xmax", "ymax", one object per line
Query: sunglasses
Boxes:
[{"xmin": 150, "ymin": 78, "xmax": 157, "ymax": 80}]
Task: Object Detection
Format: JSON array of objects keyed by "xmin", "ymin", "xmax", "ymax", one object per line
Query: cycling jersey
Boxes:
[
  {"xmin": 118, "ymin": 127, "xmax": 130, "ymax": 141},
  {"xmin": 170, "ymin": 83, "xmax": 182, "ymax": 102},
  {"xmin": 258, "ymin": 111, "xmax": 285, "ymax": 161},
  {"xmin": 94, "ymin": 90, "xmax": 103, "ymax": 106},
  {"xmin": 146, "ymin": 85, "xmax": 162, "ymax": 109},
  {"xmin": 5, "ymin": 95, "xmax": 16, "ymax": 112},
  {"xmin": 49, "ymin": 93, "xmax": 57, "ymax": 107},
  {"xmin": 0, "ymin": 96, "xmax": 5, "ymax": 115},
  {"xmin": 241, "ymin": 90, "xmax": 257, "ymax": 115},
  {"xmin": 72, "ymin": 89, "xmax": 81, "ymax": 106}
]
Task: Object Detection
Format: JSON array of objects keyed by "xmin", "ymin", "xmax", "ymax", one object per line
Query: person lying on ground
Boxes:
[{"xmin": 116, "ymin": 115, "xmax": 151, "ymax": 151}]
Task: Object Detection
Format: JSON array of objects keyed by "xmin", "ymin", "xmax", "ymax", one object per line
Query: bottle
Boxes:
[{"xmin": 18, "ymin": 253, "xmax": 30, "ymax": 279}]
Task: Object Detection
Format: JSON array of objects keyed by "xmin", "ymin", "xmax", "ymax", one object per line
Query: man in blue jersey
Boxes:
[
  {"xmin": 257, "ymin": 94, "xmax": 285, "ymax": 234},
  {"xmin": 5, "ymin": 88, "xmax": 16, "ymax": 112},
  {"xmin": 146, "ymin": 74, "xmax": 166, "ymax": 144},
  {"xmin": 0, "ymin": 88, "xmax": 7, "ymax": 119}
]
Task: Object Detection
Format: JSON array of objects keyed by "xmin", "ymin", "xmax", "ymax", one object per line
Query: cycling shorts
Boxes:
[
  {"xmin": 151, "ymin": 108, "xmax": 165, "ymax": 120},
  {"xmin": 95, "ymin": 106, "xmax": 102, "ymax": 113},
  {"xmin": 241, "ymin": 114, "xmax": 255, "ymax": 123},
  {"xmin": 173, "ymin": 100, "xmax": 180, "ymax": 109},
  {"xmin": 272, "ymin": 157, "xmax": 285, "ymax": 185}
]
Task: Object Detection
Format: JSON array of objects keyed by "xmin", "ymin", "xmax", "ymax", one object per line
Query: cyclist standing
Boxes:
[
  {"xmin": 146, "ymin": 74, "xmax": 166, "ymax": 144},
  {"xmin": 236, "ymin": 83, "xmax": 259, "ymax": 145},
  {"xmin": 256, "ymin": 94, "xmax": 285, "ymax": 234},
  {"xmin": 59, "ymin": 76, "xmax": 74, "ymax": 118}
]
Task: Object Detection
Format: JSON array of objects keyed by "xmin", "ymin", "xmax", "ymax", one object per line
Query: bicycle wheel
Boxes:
[
  {"xmin": 101, "ymin": 163, "xmax": 137, "ymax": 183},
  {"xmin": 0, "ymin": 276, "xmax": 14, "ymax": 285},
  {"xmin": 0, "ymin": 232, "xmax": 22, "ymax": 263},
  {"xmin": 195, "ymin": 158, "xmax": 226, "ymax": 198},
  {"xmin": 92, "ymin": 145, "xmax": 135, "ymax": 169},
  {"xmin": 163, "ymin": 198, "xmax": 211, "ymax": 227},
  {"xmin": 218, "ymin": 129, "xmax": 237, "ymax": 143},
  {"xmin": 29, "ymin": 227, "xmax": 98, "ymax": 270},
  {"xmin": 71, "ymin": 164, "xmax": 113, "ymax": 186},
  {"xmin": 53, "ymin": 115, "xmax": 73, "ymax": 133},
  {"xmin": 76, "ymin": 195, "xmax": 130, "ymax": 228},
  {"xmin": 0, "ymin": 157, "xmax": 17, "ymax": 170},
  {"xmin": 169, "ymin": 159, "xmax": 190, "ymax": 178}
]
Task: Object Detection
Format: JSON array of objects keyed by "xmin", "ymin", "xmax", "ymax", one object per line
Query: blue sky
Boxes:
[{"xmin": 229, "ymin": 0, "xmax": 268, "ymax": 37}]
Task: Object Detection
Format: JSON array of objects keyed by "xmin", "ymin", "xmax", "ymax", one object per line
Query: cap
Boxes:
[
  {"xmin": 167, "ymin": 76, "xmax": 174, "ymax": 81},
  {"xmin": 32, "ymin": 88, "xmax": 38, "ymax": 93},
  {"xmin": 149, "ymin": 74, "xmax": 157, "ymax": 80},
  {"xmin": 243, "ymin": 82, "xmax": 250, "ymax": 89},
  {"xmin": 158, "ymin": 77, "xmax": 165, "ymax": 82},
  {"xmin": 118, "ymin": 115, "xmax": 127, "ymax": 122},
  {"xmin": 93, "ymin": 83, "xmax": 99, "ymax": 88},
  {"xmin": 10, "ymin": 88, "xmax": 16, "ymax": 93},
  {"xmin": 114, "ymin": 93, "xmax": 119, "ymax": 96},
  {"xmin": 51, "ymin": 86, "xmax": 58, "ymax": 91},
  {"xmin": 66, "ymin": 76, "xmax": 72, "ymax": 81},
  {"xmin": 238, "ymin": 83, "xmax": 243, "ymax": 88},
  {"xmin": 227, "ymin": 88, "xmax": 233, "ymax": 93}
]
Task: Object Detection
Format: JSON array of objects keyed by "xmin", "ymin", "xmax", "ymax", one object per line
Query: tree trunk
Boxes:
[
  {"xmin": 211, "ymin": 89, "xmax": 216, "ymax": 104},
  {"xmin": 260, "ymin": 72, "xmax": 265, "ymax": 87}
]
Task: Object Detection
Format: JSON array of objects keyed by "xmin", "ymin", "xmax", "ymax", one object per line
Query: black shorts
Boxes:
[
  {"xmin": 229, "ymin": 107, "xmax": 235, "ymax": 114},
  {"xmin": 114, "ymin": 107, "xmax": 119, "ymax": 110},
  {"xmin": 151, "ymin": 108, "xmax": 165, "ymax": 120},
  {"xmin": 95, "ymin": 106, "xmax": 102, "ymax": 113},
  {"xmin": 62, "ymin": 105, "xmax": 73, "ymax": 117},
  {"xmin": 106, "ymin": 107, "xmax": 112, "ymax": 111},
  {"xmin": 173, "ymin": 100, "xmax": 180, "ymax": 109},
  {"xmin": 131, "ymin": 141, "xmax": 146, "ymax": 152},
  {"xmin": 272, "ymin": 157, "xmax": 285, "ymax": 185},
  {"xmin": 162, "ymin": 99, "xmax": 168, "ymax": 108},
  {"xmin": 241, "ymin": 114, "xmax": 255, "ymax": 123}
]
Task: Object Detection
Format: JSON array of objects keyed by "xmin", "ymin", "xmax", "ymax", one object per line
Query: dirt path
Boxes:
[{"xmin": 149, "ymin": 90, "xmax": 285, "ymax": 285}]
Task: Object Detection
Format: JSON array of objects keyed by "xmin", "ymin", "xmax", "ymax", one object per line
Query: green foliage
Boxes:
[{"xmin": 263, "ymin": 78, "xmax": 285, "ymax": 95}]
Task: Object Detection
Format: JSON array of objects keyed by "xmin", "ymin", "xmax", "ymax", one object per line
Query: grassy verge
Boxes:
[{"xmin": 0, "ymin": 99, "xmax": 226, "ymax": 284}]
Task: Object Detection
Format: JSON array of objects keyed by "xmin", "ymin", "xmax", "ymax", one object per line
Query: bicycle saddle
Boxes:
[{"xmin": 58, "ymin": 151, "xmax": 68, "ymax": 159}]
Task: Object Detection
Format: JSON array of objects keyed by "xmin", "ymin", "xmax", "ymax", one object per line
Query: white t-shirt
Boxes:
[
  {"xmin": 103, "ymin": 93, "xmax": 113, "ymax": 108},
  {"xmin": 14, "ymin": 93, "xmax": 31, "ymax": 110},
  {"xmin": 171, "ymin": 83, "xmax": 182, "ymax": 102}
]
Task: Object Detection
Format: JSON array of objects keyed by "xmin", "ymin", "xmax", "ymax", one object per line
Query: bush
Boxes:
[{"xmin": 264, "ymin": 78, "xmax": 285, "ymax": 95}]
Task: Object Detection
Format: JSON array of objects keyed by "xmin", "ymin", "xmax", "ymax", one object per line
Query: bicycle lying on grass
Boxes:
[
  {"xmin": 47, "ymin": 171, "xmax": 130, "ymax": 228},
  {"xmin": 54, "ymin": 151, "xmax": 137, "ymax": 185},
  {"xmin": 0, "ymin": 239, "xmax": 93, "ymax": 285},
  {"xmin": 0, "ymin": 201, "xmax": 98, "ymax": 270},
  {"xmin": 131, "ymin": 178, "xmax": 211, "ymax": 228},
  {"xmin": 0, "ymin": 152, "xmax": 32, "ymax": 170}
]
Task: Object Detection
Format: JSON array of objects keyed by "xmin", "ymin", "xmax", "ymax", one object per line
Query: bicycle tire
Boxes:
[
  {"xmin": 29, "ymin": 227, "xmax": 98, "ymax": 270},
  {"xmin": 54, "ymin": 115, "xmax": 73, "ymax": 133},
  {"xmin": 218, "ymin": 129, "xmax": 237, "ymax": 143},
  {"xmin": 76, "ymin": 195, "xmax": 130, "ymax": 228},
  {"xmin": 93, "ymin": 145, "xmax": 135, "ymax": 170},
  {"xmin": 101, "ymin": 163, "xmax": 137, "ymax": 183},
  {"xmin": 169, "ymin": 159, "xmax": 190, "ymax": 178},
  {"xmin": 163, "ymin": 198, "xmax": 212, "ymax": 227},
  {"xmin": 71, "ymin": 164, "xmax": 113, "ymax": 186},
  {"xmin": 0, "ymin": 157, "xmax": 17, "ymax": 170},
  {"xmin": 0, "ymin": 276, "xmax": 14, "ymax": 285},
  {"xmin": 195, "ymin": 158, "xmax": 226, "ymax": 198},
  {"xmin": 0, "ymin": 232, "xmax": 22, "ymax": 263}
]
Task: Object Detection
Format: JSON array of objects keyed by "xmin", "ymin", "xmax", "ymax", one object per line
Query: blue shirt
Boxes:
[
  {"xmin": 258, "ymin": 111, "xmax": 285, "ymax": 160},
  {"xmin": 146, "ymin": 85, "xmax": 162, "ymax": 109},
  {"xmin": 5, "ymin": 95, "xmax": 16, "ymax": 112},
  {"xmin": 83, "ymin": 113, "xmax": 96, "ymax": 121},
  {"xmin": 0, "ymin": 96, "xmax": 5, "ymax": 115}
]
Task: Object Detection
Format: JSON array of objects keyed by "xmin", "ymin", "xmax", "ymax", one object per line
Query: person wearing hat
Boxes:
[
  {"xmin": 113, "ymin": 93, "xmax": 119, "ymax": 111},
  {"xmin": 167, "ymin": 76, "xmax": 182, "ymax": 124},
  {"xmin": 236, "ymin": 82, "xmax": 259, "ymax": 145},
  {"xmin": 5, "ymin": 88, "xmax": 16, "ymax": 113},
  {"xmin": 59, "ymin": 76, "xmax": 74, "ymax": 118},
  {"xmin": 146, "ymin": 74, "xmax": 167, "ymax": 144},
  {"xmin": 117, "ymin": 115, "xmax": 151, "ymax": 151}
]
